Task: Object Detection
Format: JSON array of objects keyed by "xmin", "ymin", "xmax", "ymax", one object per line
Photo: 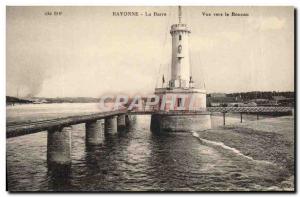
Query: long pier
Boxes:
[
  {"xmin": 7, "ymin": 107, "xmax": 292, "ymax": 138},
  {"xmin": 7, "ymin": 109, "xmax": 127, "ymax": 138},
  {"xmin": 7, "ymin": 106, "xmax": 293, "ymax": 167}
]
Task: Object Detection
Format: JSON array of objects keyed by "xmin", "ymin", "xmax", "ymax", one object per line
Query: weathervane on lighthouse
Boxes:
[{"xmin": 178, "ymin": 5, "xmax": 182, "ymax": 23}]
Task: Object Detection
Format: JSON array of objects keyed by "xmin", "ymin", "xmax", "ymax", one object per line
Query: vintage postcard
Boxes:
[{"xmin": 6, "ymin": 6, "xmax": 295, "ymax": 192}]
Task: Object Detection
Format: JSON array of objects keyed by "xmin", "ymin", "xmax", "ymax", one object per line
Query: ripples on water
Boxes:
[{"xmin": 7, "ymin": 115, "xmax": 287, "ymax": 191}]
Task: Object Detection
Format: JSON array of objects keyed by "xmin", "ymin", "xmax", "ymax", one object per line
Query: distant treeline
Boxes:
[
  {"xmin": 208, "ymin": 91, "xmax": 294, "ymax": 100},
  {"xmin": 6, "ymin": 96, "xmax": 100, "ymax": 104},
  {"xmin": 40, "ymin": 97, "xmax": 100, "ymax": 103},
  {"xmin": 6, "ymin": 96, "xmax": 32, "ymax": 104}
]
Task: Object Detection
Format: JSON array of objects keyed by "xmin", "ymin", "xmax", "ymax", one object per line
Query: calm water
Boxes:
[{"xmin": 7, "ymin": 104, "xmax": 287, "ymax": 191}]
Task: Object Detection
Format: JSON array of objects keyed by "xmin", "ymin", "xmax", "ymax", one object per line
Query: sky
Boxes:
[{"xmin": 6, "ymin": 6, "xmax": 294, "ymax": 98}]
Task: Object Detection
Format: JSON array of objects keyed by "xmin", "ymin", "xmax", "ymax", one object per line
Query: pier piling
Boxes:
[
  {"xmin": 105, "ymin": 116, "xmax": 117, "ymax": 134},
  {"xmin": 86, "ymin": 120, "xmax": 103, "ymax": 145},
  {"xmin": 117, "ymin": 114, "xmax": 126, "ymax": 131},
  {"xmin": 47, "ymin": 127, "xmax": 72, "ymax": 166},
  {"xmin": 125, "ymin": 115, "xmax": 137, "ymax": 130}
]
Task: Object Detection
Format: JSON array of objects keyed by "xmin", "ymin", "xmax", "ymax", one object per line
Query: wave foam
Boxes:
[{"xmin": 191, "ymin": 131, "xmax": 274, "ymax": 166}]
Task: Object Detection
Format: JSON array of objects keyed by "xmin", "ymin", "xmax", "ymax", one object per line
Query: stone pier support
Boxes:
[
  {"xmin": 86, "ymin": 120, "xmax": 103, "ymax": 145},
  {"xmin": 105, "ymin": 116, "xmax": 117, "ymax": 134},
  {"xmin": 47, "ymin": 127, "xmax": 72, "ymax": 166},
  {"xmin": 125, "ymin": 115, "xmax": 137, "ymax": 130},
  {"xmin": 117, "ymin": 114, "xmax": 126, "ymax": 131}
]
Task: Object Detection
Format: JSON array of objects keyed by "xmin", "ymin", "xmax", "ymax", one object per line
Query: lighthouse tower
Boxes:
[
  {"xmin": 150, "ymin": 6, "xmax": 211, "ymax": 132},
  {"xmin": 169, "ymin": 6, "xmax": 193, "ymax": 89}
]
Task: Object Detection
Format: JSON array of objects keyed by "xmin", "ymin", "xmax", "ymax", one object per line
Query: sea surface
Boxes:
[{"xmin": 6, "ymin": 103, "xmax": 292, "ymax": 191}]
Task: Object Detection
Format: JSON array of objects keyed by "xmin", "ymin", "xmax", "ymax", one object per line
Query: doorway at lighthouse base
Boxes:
[{"xmin": 150, "ymin": 113, "xmax": 211, "ymax": 133}]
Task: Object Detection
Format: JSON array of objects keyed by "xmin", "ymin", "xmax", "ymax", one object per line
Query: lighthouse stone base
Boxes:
[
  {"xmin": 151, "ymin": 87, "xmax": 211, "ymax": 132},
  {"xmin": 150, "ymin": 113, "xmax": 211, "ymax": 133}
]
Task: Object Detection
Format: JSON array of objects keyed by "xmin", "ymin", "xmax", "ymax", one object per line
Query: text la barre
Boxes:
[{"xmin": 113, "ymin": 11, "xmax": 166, "ymax": 17}]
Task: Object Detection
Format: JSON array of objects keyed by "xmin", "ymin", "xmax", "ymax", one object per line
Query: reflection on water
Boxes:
[{"xmin": 7, "ymin": 115, "xmax": 288, "ymax": 191}]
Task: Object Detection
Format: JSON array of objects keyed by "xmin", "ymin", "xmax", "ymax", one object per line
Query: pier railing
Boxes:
[
  {"xmin": 207, "ymin": 106, "xmax": 293, "ymax": 113},
  {"xmin": 128, "ymin": 106, "xmax": 293, "ymax": 114}
]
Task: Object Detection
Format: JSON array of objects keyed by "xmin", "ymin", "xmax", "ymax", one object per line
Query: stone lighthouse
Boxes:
[
  {"xmin": 169, "ymin": 6, "xmax": 191, "ymax": 89},
  {"xmin": 150, "ymin": 6, "xmax": 211, "ymax": 132}
]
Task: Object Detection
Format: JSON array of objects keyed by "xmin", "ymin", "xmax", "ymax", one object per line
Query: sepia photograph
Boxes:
[{"xmin": 6, "ymin": 5, "xmax": 295, "ymax": 192}]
